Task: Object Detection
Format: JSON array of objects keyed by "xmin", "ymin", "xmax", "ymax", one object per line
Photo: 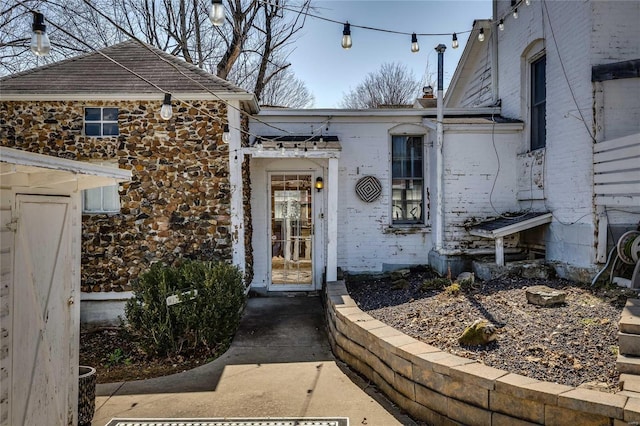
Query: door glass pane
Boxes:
[{"xmin": 271, "ymin": 174, "xmax": 312, "ymax": 285}]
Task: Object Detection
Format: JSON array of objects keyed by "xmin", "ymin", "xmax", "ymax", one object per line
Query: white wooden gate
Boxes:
[{"xmin": 12, "ymin": 195, "xmax": 73, "ymax": 426}]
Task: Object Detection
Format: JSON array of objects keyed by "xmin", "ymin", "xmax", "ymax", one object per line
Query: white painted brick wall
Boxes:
[
  {"xmin": 442, "ymin": 129, "xmax": 520, "ymax": 251},
  {"xmin": 497, "ymin": 0, "xmax": 597, "ymax": 265},
  {"xmin": 250, "ymin": 115, "xmax": 434, "ymax": 278}
]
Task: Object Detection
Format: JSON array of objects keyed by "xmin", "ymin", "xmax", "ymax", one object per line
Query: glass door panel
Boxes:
[{"xmin": 271, "ymin": 174, "xmax": 313, "ymax": 286}]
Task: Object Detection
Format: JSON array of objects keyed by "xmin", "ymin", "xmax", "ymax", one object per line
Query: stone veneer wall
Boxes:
[
  {"xmin": 0, "ymin": 100, "xmax": 246, "ymax": 292},
  {"xmin": 325, "ymin": 280, "xmax": 640, "ymax": 426}
]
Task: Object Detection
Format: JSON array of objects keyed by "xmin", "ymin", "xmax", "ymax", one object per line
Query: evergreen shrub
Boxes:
[{"xmin": 125, "ymin": 260, "xmax": 245, "ymax": 356}]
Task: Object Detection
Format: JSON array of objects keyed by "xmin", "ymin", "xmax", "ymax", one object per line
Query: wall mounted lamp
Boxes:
[{"xmin": 315, "ymin": 177, "xmax": 324, "ymax": 192}]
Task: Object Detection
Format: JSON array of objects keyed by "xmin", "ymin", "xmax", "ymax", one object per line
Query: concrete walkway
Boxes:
[{"xmin": 92, "ymin": 295, "xmax": 414, "ymax": 426}]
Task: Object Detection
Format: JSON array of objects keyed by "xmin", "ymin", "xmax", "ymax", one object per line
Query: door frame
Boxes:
[{"xmin": 267, "ymin": 170, "xmax": 323, "ymax": 292}]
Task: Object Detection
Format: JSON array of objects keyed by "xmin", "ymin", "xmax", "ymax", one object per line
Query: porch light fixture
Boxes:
[
  {"xmin": 451, "ymin": 33, "xmax": 459, "ymax": 49},
  {"xmin": 411, "ymin": 33, "xmax": 419, "ymax": 53},
  {"xmin": 342, "ymin": 23, "xmax": 352, "ymax": 49},
  {"xmin": 222, "ymin": 124, "xmax": 230, "ymax": 143},
  {"xmin": 498, "ymin": 19, "xmax": 504, "ymax": 31},
  {"xmin": 160, "ymin": 93, "xmax": 173, "ymax": 120},
  {"xmin": 315, "ymin": 177, "xmax": 324, "ymax": 192},
  {"xmin": 513, "ymin": 8, "xmax": 518, "ymax": 19},
  {"xmin": 478, "ymin": 28, "xmax": 485, "ymax": 42},
  {"xmin": 210, "ymin": 0, "xmax": 225, "ymax": 26},
  {"xmin": 31, "ymin": 12, "xmax": 51, "ymax": 56}
]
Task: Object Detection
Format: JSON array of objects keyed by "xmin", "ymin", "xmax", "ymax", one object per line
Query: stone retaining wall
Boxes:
[{"xmin": 325, "ymin": 280, "xmax": 640, "ymax": 425}]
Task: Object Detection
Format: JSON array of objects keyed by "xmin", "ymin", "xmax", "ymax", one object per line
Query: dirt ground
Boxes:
[{"xmin": 346, "ymin": 268, "xmax": 637, "ymax": 393}]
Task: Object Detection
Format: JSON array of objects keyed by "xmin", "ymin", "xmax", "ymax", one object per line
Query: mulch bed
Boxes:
[{"xmin": 346, "ymin": 268, "xmax": 637, "ymax": 392}]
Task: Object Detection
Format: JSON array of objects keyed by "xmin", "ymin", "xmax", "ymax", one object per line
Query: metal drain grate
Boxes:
[{"xmin": 105, "ymin": 418, "xmax": 348, "ymax": 426}]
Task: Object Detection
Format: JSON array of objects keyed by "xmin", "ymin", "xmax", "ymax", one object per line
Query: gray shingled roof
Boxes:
[{"xmin": 0, "ymin": 40, "xmax": 252, "ymax": 98}]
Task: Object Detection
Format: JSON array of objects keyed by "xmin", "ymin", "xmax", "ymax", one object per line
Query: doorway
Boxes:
[{"xmin": 269, "ymin": 173, "xmax": 314, "ymax": 289}]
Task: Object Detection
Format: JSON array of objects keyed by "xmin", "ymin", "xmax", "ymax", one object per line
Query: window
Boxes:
[
  {"xmin": 83, "ymin": 186, "xmax": 120, "ymax": 213},
  {"xmin": 82, "ymin": 161, "xmax": 121, "ymax": 214},
  {"xmin": 391, "ymin": 135, "xmax": 423, "ymax": 224},
  {"xmin": 84, "ymin": 107, "xmax": 119, "ymax": 137},
  {"xmin": 530, "ymin": 55, "xmax": 546, "ymax": 150}
]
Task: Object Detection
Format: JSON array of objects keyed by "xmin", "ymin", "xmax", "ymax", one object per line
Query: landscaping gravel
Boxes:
[{"xmin": 346, "ymin": 268, "xmax": 637, "ymax": 392}]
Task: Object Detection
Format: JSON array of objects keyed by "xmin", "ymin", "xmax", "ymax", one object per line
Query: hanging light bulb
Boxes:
[
  {"xmin": 498, "ymin": 19, "xmax": 505, "ymax": 31},
  {"xmin": 513, "ymin": 8, "xmax": 519, "ymax": 19},
  {"xmin": 313, "ymin": 141, "xmax": 318, "ymax": 150},
  {"xmin": 478, "ymin": 28, "xmax": 485, "ymax": 42},
  {"xmin": 210, "ymin": 0, "xmax": 225, "ymax": 26},
  {"xmin": 341, "ymin": 22, "xmax": 352, "ymax": 49},
  {"xmin": 525, "ymin": 0, "xmax": 531, "ymax": 5},
  {"xmin": 160, "ymin": 93, "xmax": 173, "ymax": 120},
  {"xmin": 294, "ymin": 143, "xmax": 299, "ymax": 153},
  {"xmin": 452, "ymin": 33, "xmax": 459, "ymax": 49},
  {"xmin": 222, "ymin": 124, "xmax": 230, "ymax": 143},
  {"xmin": 279, "ymin": 143, "xmax": 286, "ymax": 155},
  {"xmin": 256, "ymin": 139, "xmax": 263, "ymax": 153},
  {"xmin": 30, "ymin": 12, "xmax": 51, "ymax": 56},
  {"xmin": 411, "ymin": 33, "xmax": 419, "ymax": 53}
]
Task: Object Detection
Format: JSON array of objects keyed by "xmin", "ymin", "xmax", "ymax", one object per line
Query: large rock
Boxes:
[
  {"xmin": 458, "ymin": 319, "xmax": 498, "ymax": 346},
  {"xmin": 526, "ymin": 285, "xmax": 566, "ymax": 306}
]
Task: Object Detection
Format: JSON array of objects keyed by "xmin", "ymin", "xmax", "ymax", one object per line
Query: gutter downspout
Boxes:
[
  {"xmin": 435, "ymin": 44, "xmax": 446, "ymax": 253},
  {"xmin": 490, "ymin": 12, "xmax": 499, "ymax": 104}
]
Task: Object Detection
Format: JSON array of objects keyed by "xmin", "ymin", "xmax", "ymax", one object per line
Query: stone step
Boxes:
[
  {"xmin": 620, "ymin": 374, "xmax": 640, "ymax": 393},
  {"xmin": 617, "ymin": 354, "xmax": 640, "ymax": 375},
  {"xmin": 619, "ymin": 332, "xmax": 640, "ymax": 356},
  {"xmin": 619, "ymin": 299, "xmax": 640, "ymax": 335}
]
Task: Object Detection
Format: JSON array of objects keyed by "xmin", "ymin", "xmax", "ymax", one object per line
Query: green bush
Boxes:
[{"xmin": 125, "ymin": 260, "xmax": 246, "ymax": 356}]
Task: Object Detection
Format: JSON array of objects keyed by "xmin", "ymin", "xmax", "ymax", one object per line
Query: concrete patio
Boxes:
[{"xmin": 91, "ymin": 296, "xmax": 415, "ymax": 426}]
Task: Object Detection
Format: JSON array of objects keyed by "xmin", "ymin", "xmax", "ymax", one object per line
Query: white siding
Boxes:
[{"xmin": 0, "ymin": 189, "xmax": 12, "ymax": 426}]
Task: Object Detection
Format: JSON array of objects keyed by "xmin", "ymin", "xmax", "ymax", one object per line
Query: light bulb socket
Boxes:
[
  {"xmin": 32, "ymin": 11, "xmax": 46, "ymax": 32},
  {"xmin": 452, "ymin": 33, "xmax": 459, "ymax": 49},
  {"xmin": 343, "ymin": 22, "xmax": 351, "ymax": 36},
  {"xmin": 163, "ymin": 93, "xmax": 172, "ymax": 106}
]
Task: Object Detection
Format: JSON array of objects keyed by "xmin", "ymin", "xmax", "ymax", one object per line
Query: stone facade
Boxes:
[{"xmin": 0, "ymin": 99, "xmax": 251, "ymax": 292}]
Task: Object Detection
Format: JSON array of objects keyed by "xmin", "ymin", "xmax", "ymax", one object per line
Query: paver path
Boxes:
[{"xmin": 92, "ymin": 296, "xmax": 412, "ymax": 426}]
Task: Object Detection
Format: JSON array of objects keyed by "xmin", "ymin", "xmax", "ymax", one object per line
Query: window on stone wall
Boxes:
[
  {"xmin": 84, "ymin": 107, "xmax": 119, "ymax": 137},
  {"xmin": 82, "ymin": 161, "xmax": 121, "ymax": 214},
  {"xmin": 530, "ymin": 55, "xmax": 546, "ymax": 150},
  {"xmin": 391, "ymin": 135, "xmax": 423, "ymax": 224}
]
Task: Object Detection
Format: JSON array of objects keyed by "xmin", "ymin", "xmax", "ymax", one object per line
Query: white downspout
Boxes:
[{"xmin": 435, "ymin": 44, "xmax": 446, "ymax": 253}]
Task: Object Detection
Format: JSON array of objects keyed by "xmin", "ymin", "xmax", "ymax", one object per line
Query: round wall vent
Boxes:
[{"xmin": 355, "ymin": 175, "xmax": 382, "ymax": 203}]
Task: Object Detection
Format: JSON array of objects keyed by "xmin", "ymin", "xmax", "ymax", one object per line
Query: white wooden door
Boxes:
[{"xmin": 12, "ymin": 195, "xmax": 73, "ymax": 426}]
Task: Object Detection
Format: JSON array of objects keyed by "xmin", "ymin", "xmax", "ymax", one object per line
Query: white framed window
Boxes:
[
  {"xmin": 82, "ymin": 161, "xmax": 121, "ymax": 214},
  {"xmin": 391, "ymin": 135, "xmax": 424, "ymax": 224},
  {"xmin": 84, "ymin": 107, "xmax": 119, "ymax": 137}
]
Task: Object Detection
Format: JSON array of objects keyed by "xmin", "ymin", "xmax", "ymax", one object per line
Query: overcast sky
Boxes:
[{"xmin": 287, "ymin": 0, "xmax": 493, "ymax": 108}]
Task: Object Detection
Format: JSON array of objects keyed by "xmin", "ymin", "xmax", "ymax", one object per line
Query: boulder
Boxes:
[
  {"xmin": 390, "ymin": 269, "xmax": 411, "ymax": 281},
  {"xmin": 526, "ymin": 285, "xmax": 566, "ymax": 306},
  {"xmin": 458, "ymin": 319, "xmax": 498, "ymax": 346}
]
